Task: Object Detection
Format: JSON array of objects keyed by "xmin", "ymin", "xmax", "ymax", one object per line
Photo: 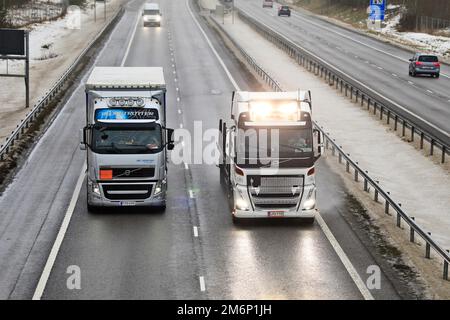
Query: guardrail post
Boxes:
[
  {"xmin": 338, "ymin": 152, "xmax": 342, "ymax": 163},
  {"xmin": 396, "ymin": 204, "xmax": 402, "ymax": 227},
  {"xmin": 345, "ymin": 84, "xmax": 348, "ymax": 97},
  {"xmin": 444, "ymin": 257, "xmax": 449, "ymax": 280},
  {"xmin": 402, "ymin": 120, "xmax": 406, "ymax": 137},
  {"xmin": 355, "ymin": 91, "xmax": 358, "ymax": 103},
  {"xmin": 380, "ymin": 106, "xmax": 383, "ymax": 120},
  {"xmin": 430, "ymin": 140, "xmax": 434, "ymax": 156},
  {"xmin": 332, "ymin": 145, "xmax": 335, "ymax": 156},
  {"xmin": 364, "ymin": 177, "xmax": 368, "ymax": 192},
  {"xmin": 374, "ymin": 181, "xmax": 379, "ymax": 202},
  {"xmin": 373, "ymin": 102, "xmax": 377, "ymax": 115},
  {"xmin": 361, "ymin": 94, "xmax": 364, "ymax": 106},
  {"xmin": 385, "ymin": 194, "xmax": 390, "ymax": 214},
  {"xmin": 387, "ymin": 111, "xmax": 390, "ymax": 125},
  {"xmin": 442, "ymin": 147, "xmax": 446, "ymax": 164},
  {"xmin": 346, "ymin": 159, "xmax": 350, "ymax": 173},
  {"xmin": 350, "ymin": 87, "xmax": 353, "ymax": 100},
  {"xmin": 426, "ymin": 234, "xmax": 431, "ymax": 259},
  {"xmin": 411, "ymin": 127, "xmax": 415, "ymax": 142},
  {"xmin": 420, "ymin": 132, "xmax": 424, "ymax": 149},
  {"xmin": 394, "ymin": 115, "xmax": 398, "ymax": 131},
  {"xmin": 410, "ymin": 217, "xmax": 415, "ymax": 243},
  {"xmin": 354, "ymin": 166, "xmax": 359, "ymax": 182}
]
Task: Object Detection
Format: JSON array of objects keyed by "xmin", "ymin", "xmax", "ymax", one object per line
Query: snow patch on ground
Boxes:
[{"xmin": 379, "ymin": 8, "xmax": 450, "ymax": 57}]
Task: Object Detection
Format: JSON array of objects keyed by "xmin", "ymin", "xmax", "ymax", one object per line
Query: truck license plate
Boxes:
[
  {"xmin": 268, "ymin": 211, "xmax": 285, "ymax": 217},
  {"xmin": 120, "ymin": 201, "xmax": 136, "ymax": 206}
]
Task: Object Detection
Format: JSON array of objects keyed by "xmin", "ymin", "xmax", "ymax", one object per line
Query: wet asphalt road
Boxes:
[{"xmin": 0, "ymin": 0, "xmax": 413, "ymax": 299}]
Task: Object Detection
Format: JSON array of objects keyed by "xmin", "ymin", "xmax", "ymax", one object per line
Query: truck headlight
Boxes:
[
  {"xmin": 89, "ymin": 181, "xmax": 101, "ymax": 196},
  {"xmin": 236, "ymin": 197, "xmax": 249, "ymax": 211},
  {"xmin": 303, "ymin": 198, "xmax": 316, "ymax": 210},
  {"xmin": 156, "ymin": 15, "xmax": 161, "ymax": 22},
  {"xmin": 154, "ymin": 180, "xmax": 165, "ymax": 195}
]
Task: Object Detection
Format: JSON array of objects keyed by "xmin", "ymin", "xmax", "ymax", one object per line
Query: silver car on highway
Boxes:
[{"xmin": 409, "ymin": 53, "xmax": 440, "ymax": 78}]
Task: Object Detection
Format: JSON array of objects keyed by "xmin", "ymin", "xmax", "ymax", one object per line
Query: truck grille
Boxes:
[
  {"xmin": 247, "ymin": 175, "xmax": 303, "ymax": 209},
  {"xmin": 102, "ymin": 184, "xmax": 153, "ymax": 200},
  {"xmin": 108, "ymin": 167, "xmax": 155, "ymax": 179}
]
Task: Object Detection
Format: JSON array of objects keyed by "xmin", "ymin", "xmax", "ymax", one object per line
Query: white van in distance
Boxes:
[{"xmin": 142, "ymin": 3, "xmax": 161, "ymax": 27}]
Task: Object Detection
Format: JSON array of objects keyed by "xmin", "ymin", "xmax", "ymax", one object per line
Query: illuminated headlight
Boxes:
[
  {"xmin": 303, "ymin": 198, "xmax": 316, "ymax": 210},
  {"xmin": 155, "ymin": 15, "xmax": 161, "ymax": 22},
  {"xmin": 235, "ymin": 198, "xmax": 249, "ymax": 211},
  {"xmin": 235, "ymin": 191, "xmax": 249, "ymax": 211}
]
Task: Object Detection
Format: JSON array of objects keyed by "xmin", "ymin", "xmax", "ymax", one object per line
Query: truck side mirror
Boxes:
[
  {"xmin": 166, "ymin": 128, "xmax": 174, "ymax": 150},
  {"xmin": 313, "ymin": 128, "xmax": 324, "ymax": 162},
  {"xmin": 79, "ymin": 128, "xmax": 86, "ymax": 150}
]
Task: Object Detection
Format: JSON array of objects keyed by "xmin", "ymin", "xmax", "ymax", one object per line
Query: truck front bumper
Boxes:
[{"xmin": 233, "ymin": 208, "xmax": 316, "ymax": 219}]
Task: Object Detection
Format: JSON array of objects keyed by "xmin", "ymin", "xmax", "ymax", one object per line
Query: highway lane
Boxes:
[
  {"xmin": 41, "ymin": 0, "xmax": 407, "ymax": 299},
  {"xmin": 0, "ymin": 0, "xmax": 419, "ymax": 300},
  {"xmin": 235, "ymin": 0, "xmax": 450, "ymax": 142}
]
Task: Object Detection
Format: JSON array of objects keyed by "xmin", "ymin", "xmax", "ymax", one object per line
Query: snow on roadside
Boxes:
[{"xmin": 379, "ymin": 8, "xmax": 450, "ymax": 57}]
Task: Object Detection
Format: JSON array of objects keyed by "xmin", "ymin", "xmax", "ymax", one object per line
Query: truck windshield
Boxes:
[
  {"xmin": 92, "ymin": 125, "xmax": 162, "ymax": 154},
  {"xmin": 144, "ymin": 10, "xmax": 159, "ymax": 15},
  {"xmin": 236, "ymin": 127, "xmax": 313, "ymax": 168}
]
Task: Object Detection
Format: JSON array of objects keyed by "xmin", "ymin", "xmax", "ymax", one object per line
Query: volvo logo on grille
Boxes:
[{"xmin": 124, "ymin": 170, "xmax": 131, "ymax": 176}]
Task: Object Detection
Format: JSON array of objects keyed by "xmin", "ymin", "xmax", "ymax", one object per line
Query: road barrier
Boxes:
[
  {"xmin": 236, "ymin": 8, "xmax": 449, "ymax": 165},
  {"xmin": 209, "ymin": 14, "xmax": 450, "ymax": 281},
  {"xmin": 0, "ymin": 6, "xmax": 124, "ymax": 162}
]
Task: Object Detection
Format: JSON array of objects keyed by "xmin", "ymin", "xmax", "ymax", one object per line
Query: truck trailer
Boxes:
[
  {"xmin": 218, "ymin": 91, "xmax": 323, "ymax": 222},
  {"xmin": 80, "ymin": 67, "xmax": 174, "ymax": 211}
]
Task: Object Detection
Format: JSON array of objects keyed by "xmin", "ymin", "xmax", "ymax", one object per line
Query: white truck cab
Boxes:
[
  {"xmin": 80, "ymin": 67, "xmax": 174, "ymax": 211},
  {"xmin": 219, "ymin": 91, "xmax": 323, "ymax": 222},
  {"xmin": 142, "ymin": 3, "xmax": 161, "ymax": 27}
]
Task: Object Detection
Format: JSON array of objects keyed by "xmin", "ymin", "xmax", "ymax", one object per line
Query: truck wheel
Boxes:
[{"xmin": 232, "ymin": 214, "xmax": 239, "ymax": 225}]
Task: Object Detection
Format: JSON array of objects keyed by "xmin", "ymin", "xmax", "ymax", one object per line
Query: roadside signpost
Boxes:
[
  {"xmin": 369, "ymin": 0, "xmax": 386, "ymax": 21},
  {"xmin": 0, "ymin": 29, "xmax": 29, "ymax": 108}
]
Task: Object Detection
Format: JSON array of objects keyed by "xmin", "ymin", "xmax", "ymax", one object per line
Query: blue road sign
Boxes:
[{"xmin": 369, "ymin": 0, "xmax": 386, "ymax": 21}]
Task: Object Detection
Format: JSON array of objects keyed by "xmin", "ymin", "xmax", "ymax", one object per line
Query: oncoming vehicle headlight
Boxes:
[
  {"xmin": 303, "ymin": 198, "xmax": 316, "ymax": 210},
  {"xmin": 155, "ymin": 15, "xmax": 161, "ymax": 22},
  {"xmin": 235, "ymin": 197, "xmax": 249, "ymax": 211}
]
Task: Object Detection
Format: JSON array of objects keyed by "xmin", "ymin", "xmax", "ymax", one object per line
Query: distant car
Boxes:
[
  {"xmin": 263, "ymin": 0, "xmax": 273, "ymax": 8},
  {"xmin": 409, "ymin": 54, "xmax": 440, "ymax": 78},
  {"xmin": 278, "ymin": 5, "xmax": 291, "ymax": 17}
]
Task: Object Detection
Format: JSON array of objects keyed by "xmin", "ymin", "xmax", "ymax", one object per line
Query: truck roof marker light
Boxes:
[
  {"xmin": 235, "ymin": 166, "xmax": 244, "ymax": 176},
  {"xmin": 307, "ymin": 167, "xmax": 315, "ymax": 176},
  {"xmin": 100, "ymin": 169, "xmax": 113, "ymax": 180}
]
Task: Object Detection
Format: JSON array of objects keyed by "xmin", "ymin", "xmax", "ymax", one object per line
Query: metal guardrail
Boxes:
[
  {"xmin": 236, "ymin": 8, "xmax": 449, "ymax": 165},
  {"xmin": 0, "ymin": 6, "xmax": 124, "ymax": 162},
  {"xmin": 209, "ymin": 13, "xmax": 450, "ymax": 281}
]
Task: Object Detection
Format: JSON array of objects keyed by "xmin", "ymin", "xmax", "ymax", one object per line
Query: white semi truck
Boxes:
[
  {"xmin": 218, "ymin": 91, "xmax": 323, "ymax": 222},
  {"xmin": 80, "ymin": 67, "xmax": 174, "ymax": 211}
]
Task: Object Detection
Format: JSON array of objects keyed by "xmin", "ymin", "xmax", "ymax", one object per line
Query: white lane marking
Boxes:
[
  {"xmin": 177, "ymin": 97, "xmax": 180, "ymax": 102},
  {"xmin": 315, "ymin": 212, "xmax": 374, "ymax": 300},
  {"xmin": 199, "ymin": 276, "xmax": 206, "ymax": 292},
  {"xmin": 237, "ymin": 9, "xmax": 450, "ymax": 137},
  {"xmin": 192, "ymin": 1, "xmax": 374, "ymax": 299},
  {"xmin": 178, "ymin": 109, "xmax": 182, "ymax": 114},
  {"xmin": 193, "ymin": 226, "xmax": 199, "ymax": 237},
  {"xmin": 392, "ymin": 73, "xmax": 398, "ymax": 77},
  {"xmin": 33, "ymin": 164, "xmax": 86, "ymax": 300},
  {"xmin": 121, "ymin": 5, "xmax": 142, "ymax": 67},
  {"xmin": 189, "ymin": 190, "xmax": 194, "ymax": 198},
  {"xmin": 289, "ymin": 10, "xmax": 450, "ymax": 78},
  {"xmin": 377, "ymin": 67, "xmax": 383, "ymax": 70},
  {"xmin": 32, "ymin": 1, "xmax": 137, "ymax": 297},
  {"xmin": 184, "ymin": 162, "xmax": 189, "ymax": 170},
  {"xmin": 427, "ymin": 90, "xmax": 433, "ymax": 94},
  {"xmin": 179, "ymin": 123, "xmax": 183, "ymax": 128},
  {"xmin": 186, "ymin": 0, "xmax": 241, "ymax": 91},
  {"xmin": 408, "ymin": 81, "xmax": 414, "ymax": 85}
]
